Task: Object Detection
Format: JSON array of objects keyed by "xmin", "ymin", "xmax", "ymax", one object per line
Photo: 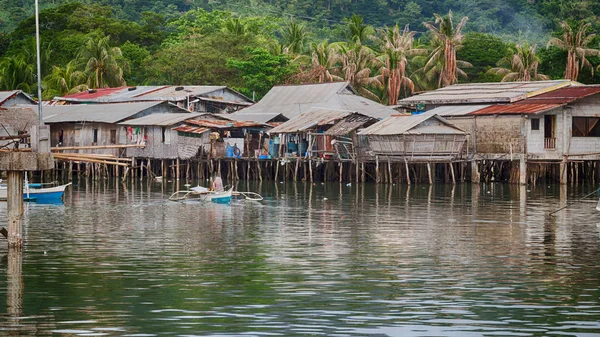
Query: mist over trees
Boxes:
[{"xmin": 1, "ymin": 0, "xmax": 600, "ymax": 102}]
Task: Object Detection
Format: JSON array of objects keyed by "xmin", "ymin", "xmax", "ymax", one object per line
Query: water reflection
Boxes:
[{"xmin": 0, "ymin": 179, "xmax": 598, "ymax": 336}]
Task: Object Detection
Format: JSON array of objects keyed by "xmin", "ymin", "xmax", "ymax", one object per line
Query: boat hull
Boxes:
[
  {"xmin": 201, "ymin": 188, "xmax": 233, "ymax": 204},
  {"xmin": 0, "ymin": 183, "xmax": 71, "ymax": 202}
]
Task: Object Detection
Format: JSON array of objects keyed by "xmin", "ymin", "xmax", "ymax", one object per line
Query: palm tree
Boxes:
[
  {"xmin": 336, "ymin": 43, "xmax": 382, "ymax": 101},
  {"xmin": 547, "ymin": 21, "xmax": 600, "ymax": 81},
  {"xmin": 375, "ymin": 24, "xmax": 427, "ymax": 105},
  {"xmin": 0, "ymin": 55, "xmax": 35, "ymax": 92},
  {"xmin": 423, "ymin": 11, "xmax": 470, "ymax": 87},
  {"xmin": 344, "ymin": 14, "xmax": 373, "ymax": 45},
  {"xmin": 43, "ymin": 60, "xmax": 88, "ymax": 98},
  {"xmin": 488, "ymin": 44, "xmax": 549, "ymax": 82},
  {"xmin": 309, "ymin": 40, "xmax": 343, "ymax": 83},
  {"xmin": 224, "ymin": 17, "xmax": 248, "ymax": 36},
  {"xmin": 78, "ymin": 36, "xmax": 128, "ymax": 89},
  {"xmin": 281, "ymin": 21, "xmax": 309, "ymax": 58}
]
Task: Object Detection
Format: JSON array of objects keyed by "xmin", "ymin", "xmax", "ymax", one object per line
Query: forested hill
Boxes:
[
  {"xmin": 2, "ymin": 0, "xmax": 600, "ymax": 103},
  {"xmin": 2, "ymin": 0, "xmax": 599, "ymax": 37}
]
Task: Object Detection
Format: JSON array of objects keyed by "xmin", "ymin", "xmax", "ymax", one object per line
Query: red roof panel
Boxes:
[
  {"xmin": 520, "ymin": 86, "xmax": 600, "ymax": 104},
  {"xmin": 470, "ymin": 103, "xmax": 563, "ymax": 115},
  {"xmin": 62, "ymin": 87, "xmax": 129, "ymax": 99}
]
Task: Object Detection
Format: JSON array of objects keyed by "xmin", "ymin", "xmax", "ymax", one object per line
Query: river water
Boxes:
[{"xmin": 0, "ymin": 180, "xmax": 599, "ymax": 336}]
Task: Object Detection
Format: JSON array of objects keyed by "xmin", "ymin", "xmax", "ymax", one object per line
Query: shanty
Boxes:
[
  {"xmin": 267, "ymin": 108, "xmax": 379, "ymax": 160},
  {"xmin": 53, "ymin": 85, "xmax": 254, "ymax": 113}
]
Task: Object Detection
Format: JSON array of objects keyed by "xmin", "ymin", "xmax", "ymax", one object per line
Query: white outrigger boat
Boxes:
[{"xmin": 168, "ymin": 185, "xmax": 262, "ymax": 203}]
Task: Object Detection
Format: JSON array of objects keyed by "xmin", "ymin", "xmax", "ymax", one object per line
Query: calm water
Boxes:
[{"xmin": 0, "ymin": 179, "xmax": 599, "ymax": 336}]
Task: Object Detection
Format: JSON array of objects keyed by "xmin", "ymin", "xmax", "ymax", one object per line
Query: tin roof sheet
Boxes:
[
  {"xmin": 56, "ymin": 86, "xmax": 253, "ymax": 104},
  {"xmin": 43, "ymin": 101, "xmax": 166, "ymax": 123},
  {"xmin": 518, "ymin": 85, "xmax": 600, "ymax": 104},
  {"xmin": 268, "ymin": 108, "xmax": 357, "ymax": 134},
  {"xmin": 0, "ymin": 90, "xmax": 36, "ymax": 105},
  {"xmin": 400, "ymin": 80, "xmax": 576, "ymax": 104},
  {"xmin": 470, "ymin": 103, "xmax": 563, "ymax": 115},
  {"xmin": 358, "ymin": 114, "xmax": 466, "ymax": 135},
  {"xmin": 172, "ymin": 125, "xmax": 209, "ymax": 134},
  {"xmin": 227, "ymin": 112, "xmax": 288, "ymax": 123},
  {"xmin": 421, "ymin": 104, "xmax": 491, "ymax": 117},
  {"xmin": 238, "ymin": 82, "xmax": 395, "ymax": 119},
  {"xmin": 119, "ymin": 113, "xmax": 202, "ymax": 126},
  {"xmin": 186, "ymin": 119, "xmax": 266, "ymax": 129},
  {"xmin": 324, "ymin": 114, "xmax": 377, "ymax": 136}
]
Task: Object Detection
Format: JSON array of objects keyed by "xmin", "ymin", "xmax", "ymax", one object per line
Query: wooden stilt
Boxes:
[
  {"xmin": 257, "ymin": 160, "xmax": 262, "ymax": 182},
  {"xmin": 176, "ymin": 158, "xmax": 180, "ymax": 181},
  {"xmin": 405, "ymin": 160, "xmax": 411, "ymax": 185},
  {"xmin": 7, "ymin": 171, "xmax": 24, "ymax": 248},
  {"xmin": 449, "ymin": 162, "xmax": 456, "ymax": 184},
  {"xmin": 309, "ymin": 159, "xmax": 313, "ymax": 183},
  {"xmin": 427, "ymin": 163, "xmax": 433, "ymax": 184},
  {"xmin": 388, "ymin": 158, "xmax": 393, "ymax": 184},
  {"xmin": 375, "ymin": 156, "xmax": 380, "ymax": 184},
  {"xmin": 294, "ymin": 158, "xmax": 299, "ymax": 182},
  {"xmin": 361, "ymin": 162, "xmax": 365, "ymax": 183}
]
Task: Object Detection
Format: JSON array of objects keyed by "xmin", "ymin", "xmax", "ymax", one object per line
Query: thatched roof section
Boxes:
[{"xmin": 0, "ymin": 106, "xmax": 39, "ymax": 133}]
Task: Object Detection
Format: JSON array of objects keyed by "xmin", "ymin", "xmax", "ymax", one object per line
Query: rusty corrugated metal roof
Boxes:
[
  {"xmin": 470, "ymin": 103, "xmax": 563, "ymax": 115},
  {"xmin": 268, "ymin": 108, "xmax": 356, "ymax": 134},
  {"xmin": 519, "ymin": 86, "xmax": 600, "ymax": 104},
  {"xmin": 186, "ymin": 119, "xmax": 265, "ymax": 128},
  {"xmin": 172, "ymin": 125, "xmax": 209, "ymax": 134}
]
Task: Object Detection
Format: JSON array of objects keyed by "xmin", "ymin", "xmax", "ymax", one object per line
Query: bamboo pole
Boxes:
[
  {"xmin": 449, "ymin": 162, "xmax": 456, "ymax": 184},
  {"xmin": 52, "ymin": 144, "xmax": 145, "ymax": 151},
  {"xmin": 427, "ymin": 163, "xmax": 433, "ymax": 184},
  {"xmin": 54, "ymin": 155, "xmax": 129, "ymax": 167},
  {"xmin": 405, "ymin": 160, "xmax": 411, "ymax": 185}
]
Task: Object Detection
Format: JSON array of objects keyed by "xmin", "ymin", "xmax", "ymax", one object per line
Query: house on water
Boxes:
[
  {"xmin": 53, "ymin": 86, "xmax": 254, "ymax": 114},
  {"xmin": 267, "ymin": 108, "xmax": 379, "ymax": 161},
  {"xmin": 0, "ymin": 90, "xmax": 36, "ymax": 107},
  {"xmin": 236, "ymin": 82, "xmax": 396, "ymax": 120},
  {"xmin": 43, "ymin": 101, "xmax": 192, "ymax": 156}
]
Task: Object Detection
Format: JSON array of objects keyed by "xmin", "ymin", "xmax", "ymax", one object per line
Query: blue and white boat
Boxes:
[
  {"xmin": 169, "ymin": 186, "xmax": 233, "ymax": 204},
  {"xmin": 0, "ymin": 182, "xmax": 71, "ymax": 203}
]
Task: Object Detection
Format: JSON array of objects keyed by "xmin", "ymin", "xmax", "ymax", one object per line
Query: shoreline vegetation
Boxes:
[{"xmin": 1, "ymin": 1, "xmax": 600, "ymax": 102}]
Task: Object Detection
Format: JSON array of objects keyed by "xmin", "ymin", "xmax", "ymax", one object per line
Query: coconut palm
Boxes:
[
  {"xmin": 78, "ymin": 36, "xmax": 128, "ymax": 89},
  {"xmin": 281, "ymin": 21, "xmax": 309, "ymax": 58},
  {"xmin": 375, "ymin": 24, "xmax": 427, "ymax": 105},
  {"xmin": 344, "ymin": 14, "xmax": 374, "ymax": 45},
  {"xmin": 43, "ymin": 60, "xmax": 88, "ymax": 98},
  {"xmin": 224, "ymin": 17, "xmax": 248, "ymax": 36},
  {"xmin": 336, "ymin": 43, "xmax": 382, "ymax": 101},
  {"xmin": 423, "ymin": 11, "xmax": 470, "ymax": 87},
  {"xmin": 0, "ymin": 55, "xmax": 35, "ymax": 92},
  {"xmin": 547, "ymin": 21, "xmax": 600, "ymax": 81},
  {"xmin": 309, "ymin": 40, "xmax": 343, "ymax": 83},
  {"xmin": 488, "ymin": 44, "xmax": 549, "ymax": 82}
]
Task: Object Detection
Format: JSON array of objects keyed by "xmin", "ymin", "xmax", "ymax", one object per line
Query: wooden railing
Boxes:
[{"xmin": 544, "ymin": 138, "xmax": 556, "ymax": 150}]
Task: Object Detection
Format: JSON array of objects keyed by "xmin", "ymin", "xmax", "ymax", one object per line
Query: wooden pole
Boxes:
[
  {"xmin": 449, "ymin": 162, "xmax": 456, "ymax": 184},
  {"xmin": 375, "ymin": 156, "xmax": 380, "ymax": 184},
  {"xmin": 361, "ymin": 162, "xmax": 365, "ymax": 183},
  {"xmin": 294, "ymin": 158, "xmax": 299, "ymax": 182},
  {"xmin": 176, "ymin": 158, "xmax": 180, "ymax": 181},
  {"xmin": 339, "ymin": 162, "xmax": 343, "ymax": 183},
  {"xmin": 7, "ymin": 171, "xmax": 24, "ymax": 248},
  {"xmin": 388, "ymin": 158, "xmax": 394, "ymax": 184},
  {"xmin": 308, "ymin": 159, "xmax": 313, "ymax": 183},
  {"xmin": 405, "ymin": 160, "xmax": 411, "ymax": 185},
  {"xmin": 257, "ymin": 159, "xmax": 262, "ymax": 182},
  {"xmin": 427, "ymin": 163, "xmax": 433, "ymax": 184}
]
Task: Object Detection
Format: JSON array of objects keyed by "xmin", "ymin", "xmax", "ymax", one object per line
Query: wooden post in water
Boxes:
[
  {"xmin": 294, "ymin": 158, "xmax": 299, "ymax": 182},
  {"xmin": 471, "ymin": 161, "xmax": 480, "ymax": 183},
  {"xmin": 449, "ymin": 162, "xmax": 456, "ymax": 184},
  {"xmin": 375, "ymin": 156, "xmax": 380, "ymax": 184},
  {"xmin": 427, "ymin": 163, "xmax": 433, "ymax": 184},
  {"xmin": 176, "ymin": 158, "xmax": 180, "ymax": 181},
  {"xmin": 339, "ymin": 162, "xmax": 343, "ymax": 183},
  {"xmin": 257, "ymin": 159, "xmax": 262, "ymax": 182},
  {"xmin": 405, "ymin": 160, "xmax": 411, "ymax": 185},
  {"xmin": 361, "ymin": 162, "xmax": 365, "ymax": 183},
  {"xmin": 7, "ymin": 171, "xmax": 24, "ymax": 248},
  {"xmin": 387, "ymin": 159, "xmax": 392, "ymax": 185},
  {"xmin": 308, "ymin": 159, "xmax": 313, "ymax": 183}
]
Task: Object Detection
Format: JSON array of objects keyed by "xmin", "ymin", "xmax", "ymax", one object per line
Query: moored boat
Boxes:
[{"xmin": 0, "ymin": 183, "xmax": 72, "ymax": 202}]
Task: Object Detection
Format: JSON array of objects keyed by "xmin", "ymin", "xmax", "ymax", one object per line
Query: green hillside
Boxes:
[{"xmin": 1, "ymin": 0, "xmax": 599, "ymax": 102}]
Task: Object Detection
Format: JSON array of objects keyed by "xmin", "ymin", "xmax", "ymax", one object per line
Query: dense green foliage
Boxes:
[{"xmin": 1, "ymin": 0, "xmax": 600, "ymax": 101}]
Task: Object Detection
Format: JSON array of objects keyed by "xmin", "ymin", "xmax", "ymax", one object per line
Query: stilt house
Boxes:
[
  {"xmin": 43, "ymin": 101, "xmax": 191, "ymax": 156},
  {"xmin": 53, "ymin": 86, "xmax": 254, "ymax": 114},
  {"xmin": 358, "ymin": 114, "xmax": 468, "ymax": 162},
  {"xmin": 0, "ymin": 90, "xmax": 37, "ymax": 107},
  {"xmin": 267, "ymin": 108, "xmax": 379, "ymax": 160}
]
